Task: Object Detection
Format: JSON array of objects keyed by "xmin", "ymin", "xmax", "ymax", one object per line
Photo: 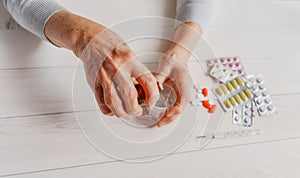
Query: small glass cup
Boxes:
[{"xmin": 123, "ymin": 83, "xmax": 177, "ymax": 128}]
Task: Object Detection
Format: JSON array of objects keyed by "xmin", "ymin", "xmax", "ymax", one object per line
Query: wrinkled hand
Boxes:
[
  {"xmin": 155, "ymin": 53, "xmax": 193, "ymax": 127},
  {"xmin": 79, "ymin": 29, "xmax": 160, "ymax": 118}
]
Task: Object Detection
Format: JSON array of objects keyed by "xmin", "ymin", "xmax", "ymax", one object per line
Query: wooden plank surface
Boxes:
[
  {"xmin": 1, "ymin": 94, "xmax": 300, "ymax": 176},
  {"xmin": 6, "ymin": 138, "xmax": 300, "ymax": 178},
  {"xmin": 1, "ymin": 0, "xmax": 299, "ymax": 177}
]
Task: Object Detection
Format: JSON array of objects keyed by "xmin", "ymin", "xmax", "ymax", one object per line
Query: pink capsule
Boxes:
[
  {"xmin": 220, "ymin": 58, "xmax": 225, "ymax": 63},
  {"xmin": 227, "ymin": 58, "xmax": 232, "ymax": 62},
  {"xmin": 238, "ymin": 69, "xmax": 244, "ymax": 74},
  {"xmin": 223, "ymin": 64, "xmax": 227, "ymax": 67},
  {"xmin": 236, "ymin": 62, "xmax": 240, "ymax": 67},
  {"xmin": 229, "ymin": 64, "xmax": 233, "ymax": 67},
  {"xmin": 214, "ymin": 59, "xmax": 220, "ymax": 63},
  {"xmin": 207, "ymin": 60, "xmax": 213, "ymax": 64},
  {"xmin": 233, "ymin": 57, "xmax": 238, "ymax": 62}
]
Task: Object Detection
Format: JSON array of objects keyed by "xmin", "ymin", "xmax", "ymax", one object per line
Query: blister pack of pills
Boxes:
[
  {"xmin": 246, "ymin": 75, "xmax": 277, "ymax": 116},
  {"xmin": 209, "ymin": 63, "xmax": 238, "ymax": 83},
  {"xmin": 232, "ymin": 101, "xmax": 253, "ymax": 127},
  {"xmin": 213, "ymin": 77, "xmax": 253, "ymax": 112},
  {"xmin": 207, "ymin": 57, "xmax": 247, "ymax": 77}
]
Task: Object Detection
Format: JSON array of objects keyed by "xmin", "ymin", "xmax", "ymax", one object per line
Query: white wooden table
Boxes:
[{"xmin": 1, "ymin": 0, "xmax": 300, "ymax": 177}]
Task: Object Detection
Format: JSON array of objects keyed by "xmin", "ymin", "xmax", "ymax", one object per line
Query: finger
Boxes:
[
  {"xmin": 100, "ymin": 68, "xmax": 128, "ymax": 118},
  {"xmin": 113, "ymin": 72, "xmax": 143, "ymax": 116},
  {"xmin": 157, "ymin": 104, "xmax": 182, "ymax": 127},
  {"xmin": 136, "ymin": 73, "xmax": 160, "ymax": 109},
  {"xmin": 103, "ymin": 82, "xmax": 130, "ymax": 118},
  {"xmin": 94, "ymin": 83, "xmax": 113, "ymax": 116}
]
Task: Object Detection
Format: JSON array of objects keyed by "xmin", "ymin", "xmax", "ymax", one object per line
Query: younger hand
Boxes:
[{"xmin": 155, "ymin": 53, "xmax": 193, "ymax": 127}]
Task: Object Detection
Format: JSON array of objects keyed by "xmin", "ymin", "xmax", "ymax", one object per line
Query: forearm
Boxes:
[
  {"xmin": 166, "ymin": 22, "xmax": 202, "ymax": 64},
  {"xmin": 176, "ymin": 0, "xmax": 212, "ymax": 31},
  {"xmin": 44, "ymin": 10, "xmax": 105, "ymax": 57}
]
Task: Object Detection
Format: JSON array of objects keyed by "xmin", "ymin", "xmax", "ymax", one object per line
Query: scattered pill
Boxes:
[
  {"xmin": 239, "ymin": 91, "xmax": 248, "ymax": 101},
  {"xmin": 225, "ymin": 99, "xmax": 232, "ymax": 108},
  {"xmin": 208, "ymin": 104, "xmax": 217, "ymax": 113},
  {"xmin": 226, "ymin": 82, "xmax": 234, "ymax": 92},
  {"xmin": 202, "ymin": 88, "xmax": 208, "ymax": 97},
  {"xmin": 202, "ymin": 100, "xmax": 211, "ymax": 109},
  {"xmin": 244, "ymin": 89, "xmax": 253, "ymax": 98},
  {"xmin": 231, "ymin": 79, "xmax": 239, "ymax": 89}
]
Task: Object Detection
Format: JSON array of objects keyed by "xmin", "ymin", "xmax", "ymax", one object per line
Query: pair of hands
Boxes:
[
  {"xmin": 45, "ymin": 11, "xmax": 201, "ymax": 127},
  {"xmin": 80, "ymin": 28, "xmax": 193, "ymax": 127}
]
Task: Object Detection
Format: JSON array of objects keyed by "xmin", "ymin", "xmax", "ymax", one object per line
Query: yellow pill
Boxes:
[
  {"xmin": 231, "ymin": 79, "xmax": 239, "ymax": 89},
  {"xmin": 215, "ymin": 87, "xmax": 224, "ymax": 96},
  {"xmin": 223, "ymin": 69, "xmax": 227, "ymax": 72},
  {"xmin": 221, "ymin": 85, "xmax": 229, "ymax": 94},
  {"xmin": 236, "ymin": 77, "xmax": 244, "ymax": 86},
  {"xmin": 239, "ymin": 91, "xmax": 248, "ymax": 101},
  {"xmin": 234, "ymin": 94, "xmax": 242, "ymax": 104},
  {"xmin": 244, "ymin": 89, "xmax": 253, "ymax": 98},
  {"xmin": 226, "ymin": 82, "xmax": 234, "ymax": 92},
  {"xmin": 229, "ymin": 97, "xmax": 237, "ymax": 106},
  {"xmin": 225, "ymin": 99, "xmax": 232, "ymax": 109}
]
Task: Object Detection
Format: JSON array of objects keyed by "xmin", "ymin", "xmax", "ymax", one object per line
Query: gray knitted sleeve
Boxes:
[
  {"xmin": 176, "ymin": 0, "xmax": 211, "ymax": 31},
  {"xmin": 3, "ymin": 0, "xmax": 65, "ymax": 40},
  {"xmin": 3, "ymin": 0, "xmax": 211, "ymax": 40}
]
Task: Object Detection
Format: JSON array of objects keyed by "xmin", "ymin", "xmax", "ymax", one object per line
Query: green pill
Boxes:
[
  {"xmin": 221, "ymin": 85, "xmax": 229, "ymax": 94},
  {"xmin": 244, "ymin": 89, "xmax": 253, "ymax": 98},
  {"xmin": 236, "ymin": 77, "xmax": 244, "ymax": 86},
  {"xmin": 234, "ymin": 94, "xmax": 242, "ymax": 104},
  {"xmin": 225, "ymin": 99, "xmax": 232, "ymax": 109},
  {"xmin": 239, "ymin": 91, "xmax": 248, "ymax": 101},
  {"xmin": 226, "ymin": 82, "xmax": 234, "ymax": 92},
  {"xmin": 231, "ymin": 79, "xmax": 239, "ymax": 89},
  {"xmin": 229, "ymin": 97, "xmax": 237, "ymax": 106}
]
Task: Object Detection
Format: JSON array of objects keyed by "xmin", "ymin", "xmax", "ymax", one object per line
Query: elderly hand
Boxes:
[{"xmin": 45, "ymin": 11, "xmax": 159, "ymax": 118}]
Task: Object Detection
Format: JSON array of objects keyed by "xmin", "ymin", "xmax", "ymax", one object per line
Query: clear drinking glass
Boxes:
[{"xmin": 123, "ymin": 83, "xmax": 177, "ymax": 128}]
